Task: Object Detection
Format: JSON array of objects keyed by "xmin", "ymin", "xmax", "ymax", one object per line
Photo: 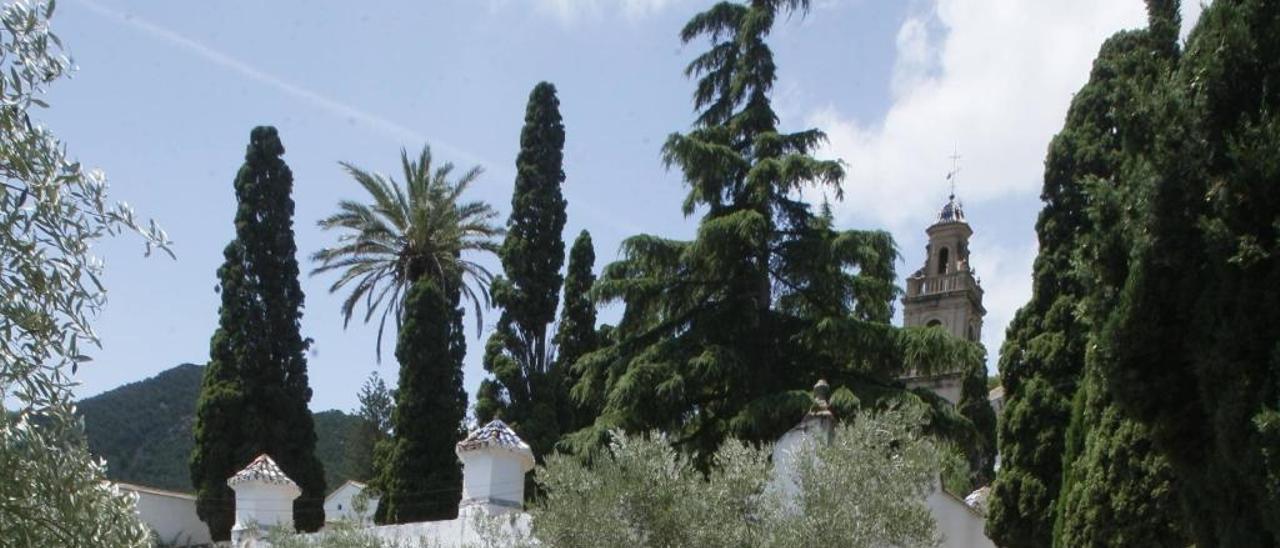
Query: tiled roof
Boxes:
[
  {"xmin": 964, "ymin": 486, "xmax": 992, "ymax": 515},
  {"xmin": 456, "ymin": 419, "xmax": 531, "ymax": 453},
  {"xmin": 227, "ymin": 454, "xmax": 298, "ymax": 488}
]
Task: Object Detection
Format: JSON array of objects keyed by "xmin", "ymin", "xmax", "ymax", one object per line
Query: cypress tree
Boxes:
[
  {"xmin": 1089, "ymin": 0, "xmax": 1280, "ymax": 543},
  {"xmin": 190, "ymin": 126, "xmax": 326, "ymax": 540},
  {"xmin": 987, "ymin": 6, "xmax": 1191, "ymax": 543},
  {"xmin": 568, "ymin": 0, "xmax": 988, "ymax": 468},
  {"xmin": 555, "ymin": 230, "xmax": 600, "ymax": 431},
  {"xmin": 373, "ymin": 278, "xmax": 467, "ymax": 523},
  {"xmin": 477, "ymin": 82, "xmax": 570, "ymax": 458},
  {"xmin": 1052, "ymin": 8, "xmax": 1188, "ymax": 545}
]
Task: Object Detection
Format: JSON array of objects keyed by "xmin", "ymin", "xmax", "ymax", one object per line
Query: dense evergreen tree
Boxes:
[
  {"xmin": 477, "ymin": 82, "xmax": 571, "ymax": 458},
  {"xmin": 987, "ymin": 6, "xmax": 1188, "ymax": 545},
  {"xmin": 190, "ymin": 127, "xmax": 326, "ymax": 540},
  {"xmin": 1053, "ymin": 9, "xmax": 1188, "ymax": 546},
  {"xmin": 990, "ymin": 2, "xmax": 1280, "ymax": 545},
  {"xmin": 556, "ymin": 230, "xmax": 600, "ymax": 431},
  {"xmin": 372, "ymin": 279, "xmax": 467, "ymax": 523},
  {"xmin": 567, "ymin": 0, "xmax": 987, "ymax": 467},
  {"xmin": 1087, "ymin": 0, "xmax": 1280, "ymax": 543}
]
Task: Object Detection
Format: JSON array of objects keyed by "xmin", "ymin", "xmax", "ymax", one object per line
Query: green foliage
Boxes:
[
  {"xmin": 346, "ymin": 371, "xmax": 394, "ymax": 483},
  {"xmin": 311, "ymin": 410, "xmax": 361, "ymax": 490},
  {"xmin": 956, "ymin": 354, "xmax": 996, "ymax": 485},
  {"xmin": 568, "ymin": 0, "xmax": 988, "ymax": 472},
  {"xmin": 373, "ymin": 279, "xmax": 467, "ymax": 524},
  {"xmin": 0, "ymin": 1, "xmax": 169, "ymax": 544},
  {"xmin": 529, "ymin": 407, "xmax": 943, "ymax": 548},
  {"xmin": 479, "ymin": 82, "xmax": 572, "ymax": 460},
  {"xmin": 986, "ymin": 13, "xmax": 1183, "ymax": 546},
  {"xmin": 1050, "ymin": 17, "xmax": 1189, "ymax": 547},
  {"xmin": 556, "ymin": 230, "xmax": 600, "ymax": 431},
  {"xmin": 190, "ymin": 127, "xmax": 327, "ymax": 540},
  {"xmin": 1080, "ymin": 0, "xmax": 1280, "ymax": 543},
  {"xmin": 1055, "ymin": 375, "xmax": 1186, "ymax": 547},
  {"xmin": 80, "ymin": 364, "xmax": 203, "ymax": 491},
  {"xmin": 991, "ymin": 2, "xmax": 1280, "ymax": 545}
]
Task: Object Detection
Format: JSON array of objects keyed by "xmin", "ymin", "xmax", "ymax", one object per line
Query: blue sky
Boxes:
[{"xmin": 48, "ymin": 0, "xmax": 1201, "ymax": 414}]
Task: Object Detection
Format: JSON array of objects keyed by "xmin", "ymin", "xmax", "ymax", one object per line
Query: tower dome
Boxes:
[{"xmin": 936, "ymin": 194, "xmax": 966, "ymax": 225}]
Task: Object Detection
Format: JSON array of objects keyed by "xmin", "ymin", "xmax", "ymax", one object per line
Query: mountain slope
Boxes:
[{"xmin": 80, "ymin": 364, "xmax": 363, "ymax": 492}]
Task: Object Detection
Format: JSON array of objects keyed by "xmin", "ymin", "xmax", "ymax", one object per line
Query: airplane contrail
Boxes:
[
  {"xmin": 74, "ymin": 0, "xmax": 489, "ymax": 170},
  {"xmin": 73, "ymin": 0, "xmax": 648, "ymax": 237}
]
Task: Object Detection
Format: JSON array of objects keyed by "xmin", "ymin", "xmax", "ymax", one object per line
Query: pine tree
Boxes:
[
  {"xmin": 567, "ymin": 0, "xmax": 988, "ymax": 467},
  {"xmin": 477, "ymin": 82, "xmax": 570, "ymax": 458},
  {"xmin": 556, "ymin": 230, "xmax": 600, "ymax": 431},
  {"xmin": 190, "ymin": 127, "xmax": 326, "ymax": 540},
  {"xmin": 373, "ymin": 278, "xmax": 467, "ymax": 523},
  {"xmin": 347, "ymin": 372, "xmax": 394, "ymax": 482}
]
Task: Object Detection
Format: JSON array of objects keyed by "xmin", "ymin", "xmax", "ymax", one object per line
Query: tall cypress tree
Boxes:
[
  {"xmin": 373, "ymin": 278, "xmax": 467, "ymax": 523},
  {"xmin": 190, "ymin": 126, "xmax": 326, "ymax": 540},
  {"xmin": 555, "ymin": 230, "xmax": 600, "ymax": 431},
  {"xmin": 1090, "ymin": 0, "xmax": 1280, "ymax": 543},
  {"xmin": 986, "ymin": 8, "xmax": 1188, "ymax": 544},
  {"xmin": 568, "ymin": 0, "xmax": 988, "ymax": 468},
  {"xmin": 1052, "ymin": 7, "xmax": 1187, "ymax": 545},
  {"xmin": 477, "ymin": 82, "xmax": 570, "ymax": 458}
]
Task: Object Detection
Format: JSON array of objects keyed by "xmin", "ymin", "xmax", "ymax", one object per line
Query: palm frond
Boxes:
[{"xmin": 314, "ymin": 144, "xmax": 503, "ymax": 360}]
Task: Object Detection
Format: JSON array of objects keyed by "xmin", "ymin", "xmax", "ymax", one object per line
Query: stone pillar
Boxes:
[
  {"xmin": 227, "ymin": 454, "xmax": 301, "ymax": 544},
  {"xmin": 455, "ymin": 419, "xmax": 535, "ymax": 516},
  {"xmin": 770, "ymin": 380, "xmax": 836, "ymax": 508}
]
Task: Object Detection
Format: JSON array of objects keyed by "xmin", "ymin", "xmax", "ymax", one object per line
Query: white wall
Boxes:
[
  {"xmin": 119, "ymin": 484, "xmax": 211, "ymax": 547},
  {"xmin": 927, "ymin": 487, "xmax": 996, "ymax": 548},
  {"xmin": 459, "ymin": 450, "xmax": 527, "ymax": 510},
  {"xmin": 254, "ymin": 506, "xmax": 532, "ymax": 547},
  {"xmin": 324, "ymin": 481, "xmax": 377, "ymax": 525}
]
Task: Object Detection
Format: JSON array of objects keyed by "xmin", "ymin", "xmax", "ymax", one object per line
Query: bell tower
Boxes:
[{"xmin": 901, "ymin": 194, "xmax": 985, "ymax": 403}]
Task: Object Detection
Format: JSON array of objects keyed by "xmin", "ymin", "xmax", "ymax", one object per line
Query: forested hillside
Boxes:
[{"xmin": 79, "ymin": 364, "xmax": 364, "ymax": 492}]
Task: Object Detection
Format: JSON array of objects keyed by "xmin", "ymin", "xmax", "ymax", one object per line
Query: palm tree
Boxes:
[{"xmin": 312, "ymin": 145, "xmax": 503, "ymax": 358}]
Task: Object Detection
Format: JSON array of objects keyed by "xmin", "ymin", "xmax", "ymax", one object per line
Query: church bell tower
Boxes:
[{"xmin": 900, "ymin": 194, "xmax": 985, "ymax": 403}]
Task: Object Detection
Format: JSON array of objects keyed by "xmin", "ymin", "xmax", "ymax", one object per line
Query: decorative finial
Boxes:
[{"xmin": 811, "ymin": 379, "xmax": 832, "ymax": 416}]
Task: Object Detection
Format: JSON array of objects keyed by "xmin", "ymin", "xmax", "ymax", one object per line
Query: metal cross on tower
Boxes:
[{"xmin": 946, "ymin": 147, "xmax": 961, "ymax": 199}]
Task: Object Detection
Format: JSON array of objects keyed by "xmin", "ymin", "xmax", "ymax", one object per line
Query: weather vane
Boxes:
[{"xmin": 946, "ymin": 146, "xmax": 961, "ymax": 200}]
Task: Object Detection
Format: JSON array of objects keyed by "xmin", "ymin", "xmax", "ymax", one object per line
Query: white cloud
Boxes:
[
  {"xmin": 805, "ymin": 0, "xmax": 1207, "ymax": 372},
  {"xmin": 890, "ymin": 16, "xmax": 939, "ymax": 99},
  {"xmin": 807, "ymin": 0, "xmax": 1155, "ymax": 230}
]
